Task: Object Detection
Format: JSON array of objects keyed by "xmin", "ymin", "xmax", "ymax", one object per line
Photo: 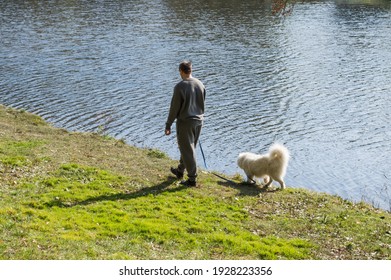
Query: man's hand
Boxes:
[{"xmin": 165, "ymin": 129, "xmax": 171, "ymax": 136}]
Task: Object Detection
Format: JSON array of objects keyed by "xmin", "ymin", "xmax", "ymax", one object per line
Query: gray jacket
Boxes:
[{"xmin": 166, "ymin": 77, "xmax": 206, "ymax": 130}]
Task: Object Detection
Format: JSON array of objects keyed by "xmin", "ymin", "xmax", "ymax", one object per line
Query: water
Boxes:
[{"xmin": 1, "ymin": 0, "xmax": 390, "ymax": 210}]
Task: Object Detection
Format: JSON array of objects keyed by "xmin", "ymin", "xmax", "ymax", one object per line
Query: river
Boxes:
[{"xmin": 1, "ymin": 0, "xmax": 390, "ymax": 210}]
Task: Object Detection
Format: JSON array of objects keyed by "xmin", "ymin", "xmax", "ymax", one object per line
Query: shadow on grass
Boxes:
[
  {"xmin": 45, "ymin": 176, "xmax": 188, "ymax": 208},
  {"xmin": 45, "ymin": 174, "xmax": 281, "ymax": 208},
  {"xmin": 212, "ymin": 172, "xmax": 279, "ymax": 197}
]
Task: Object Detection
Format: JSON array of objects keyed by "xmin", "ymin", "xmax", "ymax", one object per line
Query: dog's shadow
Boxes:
[{"xmin": 216, "ymin": 176, "xmax": 279, "ymax": 197}]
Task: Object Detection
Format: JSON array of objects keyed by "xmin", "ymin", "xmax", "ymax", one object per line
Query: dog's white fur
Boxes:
[{"xmin": 237, "ymin": 143, "xmax": 290, "ymax": 189}]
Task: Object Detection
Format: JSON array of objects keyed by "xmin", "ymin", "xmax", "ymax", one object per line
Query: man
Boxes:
[{"xmin": 165, "ymin": 60, "xmax": 206, "ymax": 187}]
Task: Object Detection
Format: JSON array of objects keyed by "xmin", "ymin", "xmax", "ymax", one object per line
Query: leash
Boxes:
[
  {"xmin": 198, "ymin": 140, "xmax": 208, "ymax": 169},
  {"xmin": 198, "ymin": 140, "xmax": 238, "ymax": 184},
  {"xmin": 169, "ymin": 131, "xmax": 256, "ymax": 186}
]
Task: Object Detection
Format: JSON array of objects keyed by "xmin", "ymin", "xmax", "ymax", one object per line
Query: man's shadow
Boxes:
[{"xmin": 45, "ymin": 176, "xmax": 185, "ymax": 208}]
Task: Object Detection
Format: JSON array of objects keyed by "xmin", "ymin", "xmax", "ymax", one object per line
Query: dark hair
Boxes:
[{"xmin": 179, "ymin": 60, "xmax": 192, "ymax": 74}]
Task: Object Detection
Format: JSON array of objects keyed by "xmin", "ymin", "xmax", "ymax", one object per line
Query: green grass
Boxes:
[{"xmin": 0, "ymin": 104, "xmax": 390, "ymax": 260}]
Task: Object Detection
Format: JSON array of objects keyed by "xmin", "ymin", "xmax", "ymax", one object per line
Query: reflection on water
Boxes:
[{"xmin": 1, "ymin": 0, "xmax": 391, "ymax": 210}]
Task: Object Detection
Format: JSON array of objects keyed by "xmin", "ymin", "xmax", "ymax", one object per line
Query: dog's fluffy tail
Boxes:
[{"xmin": 269, "ymin": 143, "xmax": 290, "ymax": 164}]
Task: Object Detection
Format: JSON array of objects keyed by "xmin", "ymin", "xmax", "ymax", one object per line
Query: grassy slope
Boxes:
[{"xmin": 0, "ymin": 104, "xmax": 390, "ymax": 260}]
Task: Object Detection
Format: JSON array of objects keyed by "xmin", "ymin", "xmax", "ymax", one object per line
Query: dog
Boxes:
[{"xmin": 237, "ymin": 143, "xmax": 290, "ymax": 189}]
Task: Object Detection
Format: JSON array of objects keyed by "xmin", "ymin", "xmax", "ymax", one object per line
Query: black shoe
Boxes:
[
  {"xmin": 180, "ymin": 179, "xmax": 196, "ymax": 187},
  {"xmin": 170, "ymin": 167, "xmax": 183, "ymax": 179}
]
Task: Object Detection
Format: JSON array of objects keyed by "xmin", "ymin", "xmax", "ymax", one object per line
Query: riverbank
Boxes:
[{"xmin": 0, "ymin": 104, "xmax": 390, "ymax": 259}]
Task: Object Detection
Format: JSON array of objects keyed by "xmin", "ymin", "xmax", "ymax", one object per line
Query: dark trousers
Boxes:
[{"xmin": 176, "ymin": 119, "xmax": 203, "ymax": 181}]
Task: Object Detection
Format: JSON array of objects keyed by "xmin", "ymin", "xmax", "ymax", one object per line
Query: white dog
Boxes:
[{"xmin": 237, "ymin": 143, "xmax": 290, "ymax": 189}]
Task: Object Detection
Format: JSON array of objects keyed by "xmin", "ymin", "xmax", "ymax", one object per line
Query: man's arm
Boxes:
[{"xmin": 165, "ymin": 86, "xmax": 182, "ymax": 134}]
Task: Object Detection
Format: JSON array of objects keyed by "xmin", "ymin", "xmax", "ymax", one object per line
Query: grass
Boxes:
[{"xmin": 0, "ymin": 104, "xmax": 390, "ymax": 260}]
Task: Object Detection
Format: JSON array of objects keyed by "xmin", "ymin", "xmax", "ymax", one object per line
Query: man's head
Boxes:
[{"xmin": 179, "ymin": 60, "xmax": 192, "ymax": 75}]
